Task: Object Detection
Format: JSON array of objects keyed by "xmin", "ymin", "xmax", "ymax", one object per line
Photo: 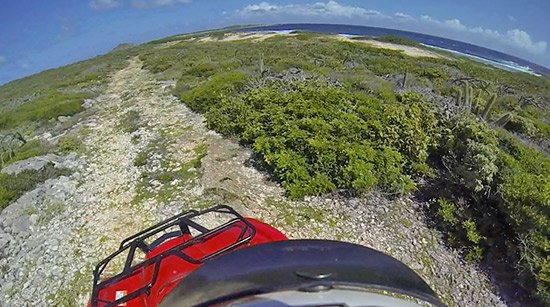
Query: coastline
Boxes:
[
  {"xmin": 240, "ymin": 24, "xmax": 548, "ymax": 76},
  {"xmin": 421, "ymin": 43, "xmax": 541, "ymax": 76}
]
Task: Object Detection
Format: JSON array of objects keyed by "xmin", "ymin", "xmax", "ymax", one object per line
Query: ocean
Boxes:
[{"xmin": 240, "ymin": 23, "xmax": 550, "ymax": 77}]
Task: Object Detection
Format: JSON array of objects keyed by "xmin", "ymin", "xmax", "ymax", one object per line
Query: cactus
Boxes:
[
  {"xmin": 464, "ymin": 82, "xmax": 471, "ymax": 110},
  {"xmin": 494, "ymin": 113, "xmax": 512, "ymax": 127},
  {"xmin": 456, "ymin": 88, "xmax": 463, "ymax": 107},
  {"xmin": 454, "ymin": 82, "xmax": 500, "ymax": 120},
  {"xmin": 471, "ymin": 89, "xmax": 480, "ymax": 114},
  {"xmin": 259, "ymin": 52, "xmax": 265, "ymax": 76},
  {"xmin": 456, "ymin": 82, "xmax": 477, "ymax": 112},
  {"xmin": 402, "ymin": 71, "xmax": 409, "ymax": 88},
  {"xmin": 472, "ymin": 97, "xmax": 479, "ymax": 115},
  {"xmin": 481, "ymin": 94, "xmax": 497, "ymax": 120}
]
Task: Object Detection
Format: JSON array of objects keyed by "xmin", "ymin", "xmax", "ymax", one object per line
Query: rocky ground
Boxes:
[{"xmin": 0, "ymin": 58, "xmax": 505, "ymax": 306}]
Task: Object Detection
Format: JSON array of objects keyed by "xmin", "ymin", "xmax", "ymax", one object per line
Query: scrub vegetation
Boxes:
[
  {"xmin": 0, "ymin": 164, "xmax": 71, "ymax": 210},
  {"xmin": 0, "ymin": 48, "xmax": 133, "ymax": 213},
  {"xmin": 1, "ymin": 29, "xmax": 549, "ymax": 304},
  {"xmin": 138, "ymin": 31, "xmax": 550, "ymax": 303}
]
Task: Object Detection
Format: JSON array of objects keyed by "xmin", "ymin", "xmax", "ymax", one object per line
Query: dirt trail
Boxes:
[{"xmin": 0, "ymin": 58, "xmax": 504, "ymax": 306}]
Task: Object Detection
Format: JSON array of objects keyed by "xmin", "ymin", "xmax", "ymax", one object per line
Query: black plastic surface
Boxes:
[{"xmin": 160, "ymin": 239, "xmax": 445, "ymax": 307}]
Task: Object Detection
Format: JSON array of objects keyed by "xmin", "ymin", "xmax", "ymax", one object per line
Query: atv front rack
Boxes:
[{"xmin": 90, "ymin": 205, "xmax": 256, "ymax": 307}]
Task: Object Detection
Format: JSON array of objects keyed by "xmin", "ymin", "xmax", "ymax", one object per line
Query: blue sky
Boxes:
[{"xmin": 1, "ymin": 0, "xmax": 549, "ymax": 85}]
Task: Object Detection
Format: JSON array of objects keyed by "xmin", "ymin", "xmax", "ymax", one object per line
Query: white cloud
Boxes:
[
  {"xmin": 241, "ymin": 2, "xmax": 276, "ymax": 14},
  {"xmin": 154, "ymin": 0, "xmax": 191, "ymax": 5},
  {"xmin": 420, "ymin": 15, "xmax": 547, "ymax": 54},
  {"xmin": 89, "ymin": 0, "xmax": 190, "ymax": 10},
  {"xmin": 394, "ymin": 12, "xmax": 414, "ymax": 21},
  {"xmin": 505, "ymin": 29, "xmax": 547, "ymax": 54},
  {"xmin": 130, "ymin": 0, "xmax": 191, "ymax": 9},
  {"xmin": 0, "ymin": 56, "xmax": 6, "ymax": 65},
  {"xmin": 236, "ymin": 1, "xmax": 385, "ymax": 19},
  {"xmin": 470, "ymin": 27, "xmax": 500, "ymax": 39},
  {"xmin": 443, "ymin": 19, "xmax": 467, "ymax": 31},
  {"xmin": 89, "ymin": 0, "xmax": 122, "ymax": 10},
  {"xmin": 420, "ymin": 15, "xmax": 437, "ymax": 23}
]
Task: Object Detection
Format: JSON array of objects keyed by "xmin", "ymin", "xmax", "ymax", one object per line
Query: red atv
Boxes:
[{"xmin": 89, "ymin": 205, "xmax": 445, "ymax": 307}]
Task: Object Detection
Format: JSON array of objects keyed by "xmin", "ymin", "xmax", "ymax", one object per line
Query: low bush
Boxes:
[
  {"xmin": 0, "ymin": 91, "xmax": 89, "ymax": 130},
  {"xmin": 433, "ymin": 197, "xmax": 485, "ymax": 263},
  {"xmin": 436, "ymin": 197, "xmax": 460, "ymax": 226},
  {"xmin": 118, "ymin": 110, "xmax": 141, "ymax": 133},
  {"xmin": 3, "ymin": 139, "xmax": 49, "ymax": 166},
  {"xmin": 57, "ymin": 135, "xmax": 83, "ymax": 153},
  {"xmin": 434, "ymin": 116, "xmax": 550, "ymax": 302},
  {"xmin": 504, "ymin": 115, "xmax": 538, "ymax": 137},
  {"xmin": 202, "ymin": 82, "xmax": 437, "ymax": 199},
  {"xmin": 495, "ymin": 133, "xmax": 550, "ymax": 300},
  {"xmin": 141, "ymin": 53, "xmax": 173, "ymax": 73},
  {"xmin": 179, "ymin": 72, "xmax": 248, "ymax": 113},
  {"xmin": 498, "ymin": 96, "xmax": 520, "ymax": 112},
  {"xmin": 184, "ymin": 62, "xmax": 218, "ymax": 78},
  {"xmin": 0, "ymin": 164, "xmax": 71, "ymax": 210},
  {"xmin": 375, "ymin": 35, "xmax": 422, "ymax": 47},
  {"xmin": 441, "ymin": 117, "xmax": 499, "ymax": 193},
  {"xmin": 133, "ymin": 151, "xmax": 148, "ymax": 167}
]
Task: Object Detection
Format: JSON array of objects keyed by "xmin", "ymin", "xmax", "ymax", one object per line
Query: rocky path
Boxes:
[{"xmin": 0, "ymin": 58, "xmax": 504, "ymax": 306}]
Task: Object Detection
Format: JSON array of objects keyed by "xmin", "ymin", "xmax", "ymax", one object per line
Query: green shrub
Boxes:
[
  {"xmin": 192, "ymin": 143, "xmax": 208, "ymax": 168},
  {"xmin": 498, "ymin": 96, "xmax": 520, "ymax": 112},
  {"xmin": 443, "ymin": 127, "xmax": 550, "ymax": 302},
  {"xmin": 419, "ymin": 67, "xmax": 447, "ymax": 81},
  {"xmin": 442, "ymin": 117, "xmax": 499, "ymax": 193},
  {"xmin": 118, "ymin": 110, "xmax": 141, "ymax": 133},
  {"xmin": 465, "ymin": 245, "xmax": 484, "ymax": 263},
  {"xmin": 0, "ymin": 91, "xmax": 88, "ymax": 130},
  {"xmin": 208, "ymin": 31, "xmax": 226, "ymax": 40},
  {"xmin": 463, "ymin": 219, "xmax": 484, "ymax": 244},
  {"xmin": 157, "ymin": 172, "xmax": 175, "ymax": 184},
  {"xmin": 0, "ymin": 164, "xmax": 70, "ymax": 210},
  {"xmin": 374, "ymin": 35, "xmax": 422, "ymax": 47},
  {"xmin": 202, "ymin": 82, "xmax": 437, "ymax": 199},
  {"xmin": 133, "ymin": 151, "xmax": 148, "ymax": 167},
  {"xmin": 57, "ymin": 135, "xmax": 83, "ymax": 153},
  {"xmin": 533, "ymin": 120, "xmax": 550, "ymax": 139},
  {"xmin": 373, "ymin": 147, "xmax": 415, "ymax": 193},
  {"xmin": 504, "ymin": 115, "xmax": 537, "ymax": 137},
  {"xmin": 141, "ymin": 54, "xmax": 172, "ymax": 73},
  {"xmin": 436, "ymin": 198, "xmax": 459, "ymax": 226},
  {"xmin": 535, "ymin": 257, "xmax": 550, "ymax": 301},
  {"xmin": 179, "ymin": 72, "xmax": 248, "ymax": 113},
  {"xmin": 497, "ymin": 160, "xmax": 549, "ymax": 301},
  {"xmin": 342, "ymin": 143, "xmax": 378, "ymax": 190},
  {"xmin": 1, "ymin": 139, "xmax": 49, "ymax": 167},
  {"xmin": 377, "ymin": 82, "xmax": 397, "ymax": 102},
  {"xmin": 184, "ymin": 62, "xmax": 217, "ymax": 78},
  {"xmin": 0, "ymin": 185, "xmax": 15, "ymax": 209}
]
